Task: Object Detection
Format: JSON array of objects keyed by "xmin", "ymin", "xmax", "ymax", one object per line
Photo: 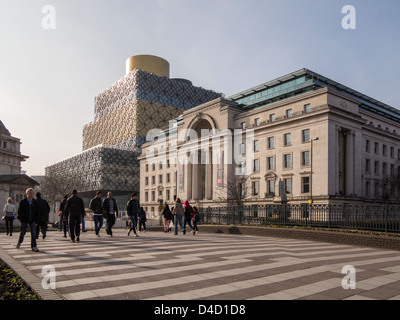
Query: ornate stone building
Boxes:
[
  {"xmin": 139, "ymin": 68, "xmax": 400, "ymax": 218},
  {"xmin": 0, "ymin": 120, "xmax": 39, "ymax": 211}
]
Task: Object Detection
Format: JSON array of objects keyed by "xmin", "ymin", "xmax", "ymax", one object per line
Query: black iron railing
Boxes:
[{"xmin": 198, "ymin": 204, "xmax": 400, "ymax": 233}]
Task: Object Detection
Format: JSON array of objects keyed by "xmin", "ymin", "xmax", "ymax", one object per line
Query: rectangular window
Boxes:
[
  {"xmin": 391, "ymin": 147, "xmax": 394, "ymax": 158},
  {"xmin": 267, "ymin": 180, "xmax": 275, "ymax": 194},
  {"xmin": 284, "ymin": 154, "xmax": 292, "ymax": 168},
  {"xmin": 145, "ymin": 192, "xmax": 149, "ymax": 202},
  {"xmin": 239, "ymin": 161, "xmax": 246, "ymax": 175},
  {"xmin": 267, "ymin": 137, "xmax": 275, "ymax": 149},
  {"xmin": 151, "ymin": 191, "xmax": 155, "ymax": 201},
  {"xmin": 152, "ymin": 176, "xmax": 156, "ymax": 185},
  {"xmin": 383, "ymin": 163, "xmax": 387, "ymax": 175},
  {"xmin": 159, "ymin": 162, "xmax": 163, "ymax": 170},
  {"xmin": 145, "ymin": 164, "xmax": 149, "ymax": 172},
  {"xmin": 166, "ymin": 189, "xmax": 170, "ymax": 200},
  {"xmin": 254, "ymin": 140, "xmax": 259, "ymax": 152},
  {"xmin": 365, "ymin": 140, "xmax": 370, "ymax": 152},
  {"xmin": 253, "ymin": 159, "xmax": 260, "ymax": 172},
  {"xmin": 167, "ymin": 173, "xmax": 170, "ymax": 183},
  {"xmin": 374, "ymin": 142, "xmax": 379, "ymax": 155},
  {"xmin": 267, "ymin": 156, "xmax": 274, "ymax": 170},
  {"xmin": 284, "ymin": 133, "xmax": 291, "ymax": 146},
  {"xmin": 375, "ymin": 183, "xmax": 380, "ymax": 197},
  {"xmin": 286, "ymin": 109, "xmax": 292, "ymax": 118},
  {"xmin": 284, "ymin": 178, "xmax": 292, "ymax": 194},
  {"xmin": 167, "ymin": 159, "xmax": 170, "ymax": 168},
  {"xmin": 383, "ymin": 145, "xmax": 387, "ymax": 157},
  {"xmin": 302, "ymin": 177, "xmax": 310, "ymax": 193},
  {"xmin": 254, "ymin": 118, "xmax": 260, "ymax": 126},
  {"xmin": 252, "ymin": 181, "xmax": 259, "ymax": 196},
  {"xmin": 302, "ymin": 129, "xmax": 310, "ymax": 143},
  {"xmin": 269, "ymin": 114, "xmax": 275, "ymax": 122},
  {"xmin": 302, "ymin": 151, "xmax": 310, "ymax": 166},
  {"xmin": 159, "ymin": 174, "xmax": 163, "ymax": 183},
  {"xmin": 374, "ymin": 161, "xmax": 379, "ymax": 174},
  {"xmin": 152, "ymin": 163, "xmax": 156, "ymax": 171},
  {"xmin": 145, "ymin": 177, "xmax": 149, "ymax": 185},
  {"xmin": 241, "ymin": 122, "xmax": 246, "ymax": 129},
  {"xmin": 366, "ymin": 181, "xmax": 370, "ymax": 197},
  {"xmin": 365, "ymin": 159, "xmax": 370, "ymax": 173},
  {"xmin": 304, "ymin": 103, "xmax": 311, "ymax": 113}
]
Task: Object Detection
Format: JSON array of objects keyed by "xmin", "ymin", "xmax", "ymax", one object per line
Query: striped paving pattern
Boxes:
[{"xmin": 1, "ymin": 229, "xmax": 400, "ymax": 300}]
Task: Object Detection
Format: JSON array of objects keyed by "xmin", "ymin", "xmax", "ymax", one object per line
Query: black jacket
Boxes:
[
  {"xmin": 184, "ymin": 205, "xmax": 193, "ymax": 217},
  {"xmin": 37, "ymin": 197, "xmax": 50, "ymax": 223},
  {"xmin": 64, "ymin": 195, "xmax": 85, "ymax": 217},
  {"xmin": 162, "ymin": 206, "xmax": 172, "ymax": 220},
  {"xmin": 138, "ymin": 209, "xmax": 146, "ymax": 221},
  {"xmin": 103, "ymin": 197, "xmax": 118, "ymax": 215},
  {"xmin": 17, "ymin": 198, "xmax": 39, "ymax": 224},
  {"xmin": 126, "ymin": 199, "xmax": 140, "ymax": 217},
  {"xmin": 89, "ymin": 196, "xmax": 103, "ymax": 214}
]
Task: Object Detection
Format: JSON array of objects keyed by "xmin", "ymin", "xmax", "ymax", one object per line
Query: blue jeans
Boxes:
[
  {"xmin": 129, "ymin": 215, "xmax": 138, "ymax": 234},
  {"xmin": 18, "ymin": 221, "xmax": 37, "ymax": 248},
  {"xmin": 174, "ymin": 214, "xmax": 184, "ymax": 235},
  {"xmin": 93, "ymin": 215, "xmax": 103, "ymax": 235}
]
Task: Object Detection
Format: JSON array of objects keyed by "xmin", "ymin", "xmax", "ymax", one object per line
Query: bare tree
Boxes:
[{"xmin": 217, "ymin": 172, "xmax": 254, "ymax": 206}]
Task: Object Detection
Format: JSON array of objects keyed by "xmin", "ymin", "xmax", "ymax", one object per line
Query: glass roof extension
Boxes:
[{"xmin": 229, "ymin": 68, "xmax": 400, "ymax": 123}]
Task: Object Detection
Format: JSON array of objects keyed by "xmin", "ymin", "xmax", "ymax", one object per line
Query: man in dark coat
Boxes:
[
  {"xmin": 35, "ymin": 192, "xmax": 50, "ymax": 240},
  {"xmin": 89, "ymin": 191, "xmax": 104, "ymax": 237},
  {"xmin": 64, "ymin": 189, "xmax": 85, "ymax": 243},
  {"xmin": 126, "ymin": 193, "xmax": 140, "ymax": 237},
  {"xmin": 103, "ymin": 191, "xmax": 118, "ymax": 237},
  {"xmin": 17, "ymin": 188, "xmax": 40, "ymax": 252}
]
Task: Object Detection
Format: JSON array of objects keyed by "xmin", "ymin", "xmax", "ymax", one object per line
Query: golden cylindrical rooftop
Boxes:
[{"xmin": 125, "ymin": 55, "xmax": 170, "ymax": 78}]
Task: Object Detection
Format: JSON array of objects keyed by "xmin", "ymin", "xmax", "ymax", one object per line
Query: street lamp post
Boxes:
[{"xmin": 310, "ymin": 137, "xmax": 319, "ymax": 204}]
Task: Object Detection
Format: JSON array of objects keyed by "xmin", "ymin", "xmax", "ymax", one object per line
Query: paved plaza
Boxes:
[{"xmin": 0, "ymin": 227, "xmax": 400, "ymax": 300}]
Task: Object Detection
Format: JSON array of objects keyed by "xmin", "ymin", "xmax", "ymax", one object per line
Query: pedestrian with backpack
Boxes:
[
  {"xmin": 162, "ymin": 203, "xmax": 173, "ymax": 232},
  {"xmin": 35, "ymin": 192, "xmax": 50, "ymax": 240},
  {"xmin": 192, "ymin": 206, "xmax": 200, "ymax": 235}
]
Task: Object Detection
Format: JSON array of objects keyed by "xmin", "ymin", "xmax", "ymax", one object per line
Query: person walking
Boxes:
[
  {"xmin": 89, "ymin": 191, "xmax": 104, "ymax": 237},
  {"xmin": 103, "ymin": 191, "xmax": 118, "ymax": 237},
  {"xmin": 183, "ymin": 200, "xmax": 194, "ymax": 235},
  {"xmin": 16, "ymin": 188, "xmax": 39, "ymax": 252},
  {"xmin": 138, "ymin": 207, "xmax": 147, "ymax": 232},
  {"xmin": 126, "ymin": 193, "xmax": 139, "ymax": 237},
  {"xmin": 64, "ymin": 189, "xmax": 85, "ymax": 243},
  {"xmin": 59, "ymin": 195, "xmax": 68, "ymax": 238},
  {"xmin": 192, "ymin": 206, "xmax": 200, "ymax": 235},
  {"xmin": 172, "ymin": 198, "xmax": 185, "ymax": 235},
  {"xmin": 162, "ymin": 203, "xmax": 173, "ymax": 233},
  {"xmin": 35, "ymin": 192, "xmax": 50, "ymax": 240},
  {"xmin": 3, "ymin": 197, "xmax": 17, "ymax": 236}
]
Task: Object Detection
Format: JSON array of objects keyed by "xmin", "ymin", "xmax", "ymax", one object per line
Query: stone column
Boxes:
[
  {"xmin": 345, "ymin": 131, "xmax": 354, "ymax": 196},
  {"xmin": 192, "ymin": 153, "xmax": 199, "ymax": 201},
  {"xmin": 205, "ymin": 148, "xmax": 213, "ymax": 200}
]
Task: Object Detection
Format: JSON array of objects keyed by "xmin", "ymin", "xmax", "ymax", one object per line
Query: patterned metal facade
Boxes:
[{"xmin": 46, "ymin": 67, "xmax": 222, "ymax": 196}]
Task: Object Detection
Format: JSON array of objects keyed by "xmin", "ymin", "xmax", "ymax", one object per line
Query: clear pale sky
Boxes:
[{"xmin": 0, "ymin": 0, "xmax": 399, "ymax": 176}]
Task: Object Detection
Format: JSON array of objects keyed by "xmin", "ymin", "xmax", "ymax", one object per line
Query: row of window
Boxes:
[
  {"xmin": 145, "ymin": 161, "xmax": 172, "ymax": 172},
  {"xmin": 365, "ymin": 160, "xmax": 399, "ymax": 176},
  {"xmin": 365, "ymin": 140, "xmax": 400, "ymax": 159},
  {"xmin": 144, "ymin": 188, "xmax": 175, "ymax": 202},
  {"xmin": 241, "ymin": 103, "xmax": 312, "ymax": 129},
  {"xmin": 243, "ymin": 151, "xmax": 311, "ymax": 173},
  {"xmin": 144, "ymin": 172, "xmax": 175, "ymax": 185},
  {"xmin": 249, "ymin": 129, "xmax": 311, "ymax": 153},
  {"xmin": 248, "ymin": 176, "xmax": 310, "ymax": 196}
]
